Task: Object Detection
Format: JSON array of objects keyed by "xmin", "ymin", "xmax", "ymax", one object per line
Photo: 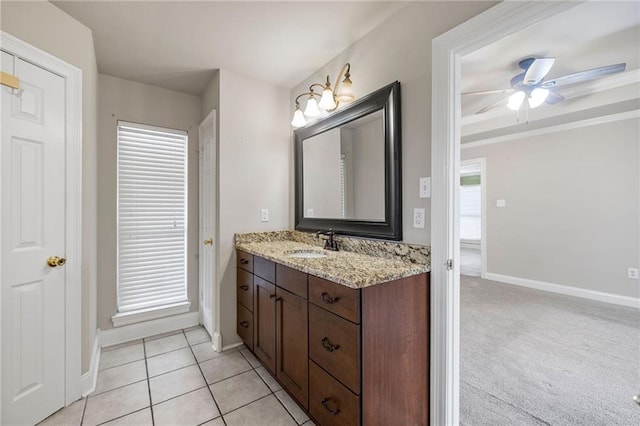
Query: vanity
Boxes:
[{"xmin": 235, "ymin": 232, "xmax": 430, "ymax": 426}]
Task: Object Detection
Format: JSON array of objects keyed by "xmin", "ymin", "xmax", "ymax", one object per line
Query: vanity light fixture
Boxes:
[{"xmin": 291, "ymin": 63, "xmax": 355, "ymax": 128}]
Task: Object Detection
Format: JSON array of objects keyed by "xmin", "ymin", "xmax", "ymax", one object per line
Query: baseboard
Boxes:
[
  {"xmin": 101, "ymin": 311, "xmax": 199, "ymax": 347},
  {"xmin": 222, "ymin": 342, "xmax": 244, "ymax": 351},
  {"xmin": 484, "ymin": 273, "xmax": 640, "ymax": 309},
  {"xmin": 212, "ymin": 331, "xmax": 223, "ymax": 352},
  {"xmin": 81, "ymin": 330, "xmax": 101, "ymax": 397}
]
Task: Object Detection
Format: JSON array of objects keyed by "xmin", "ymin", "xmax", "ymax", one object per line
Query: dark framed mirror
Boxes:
[{"xmin": 294, "ymin": 81, "xmax": 401, "ymax": 240}]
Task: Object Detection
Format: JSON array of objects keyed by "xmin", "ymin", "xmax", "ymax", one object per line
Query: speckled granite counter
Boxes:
[{"xmin": 235, "ymin": 231, "xmax": 430, "ymax": 289}]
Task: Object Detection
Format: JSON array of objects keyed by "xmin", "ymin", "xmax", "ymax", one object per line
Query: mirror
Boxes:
[{"xmin": 294, "ymin": 81, "xmax": 401, "ymax": 240}]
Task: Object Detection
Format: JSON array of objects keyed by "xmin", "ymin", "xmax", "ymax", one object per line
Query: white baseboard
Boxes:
[
  {"xmin": 222, "ymin": 342, "xmax": 244, "ymax": 351},
  {"xmin": 81, "ymin": 331, "xmax": 101, "ymax": 397},
  {"xmin": 484, "ymin": 273, "xmax": 640, "ymax": 309},
  {"xmin": 101, "ymin": 311, "xmax": 199, "ymax": 347},
  {"xmin": 212, "ymin": 331, "xmax": 223, "ymax": 352}
]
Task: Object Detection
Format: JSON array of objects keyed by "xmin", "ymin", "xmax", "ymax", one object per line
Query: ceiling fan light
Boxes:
[
  {"xmin": 507, "ymin": 91, "xmax": 525, "ymax": 111},
  {"xmin": 291, "ymin": 107, "xmax": 306, "ymax": 127},
  {"xmin": 303, "ymin": 95, "xmax": 320, "ymax": 117},
  {"xmin": 318, "ymin": 87, "xmax": 336, "ymax": 110},
  {"xmin": 528, "ymin": 88, "xmax": 549, "ymax": 108}
]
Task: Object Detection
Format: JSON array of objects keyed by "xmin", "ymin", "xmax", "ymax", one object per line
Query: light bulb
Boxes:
[
  {"xmin": 303, "ymin": 96, "xmax": 320, "ymax": 117},
  {"xmin": 336, "ymin": 76, "xmax": 355, "ymax": 103},
  {"xmin": 507, "ymin": 91, "xmax": 525, "ymax": 111},
  {"xmin": 291, "ymin": 108, "xmax": 306, "ymax": 127},
  {"xmin": 528, "ymin": 88, "xmax": 549, "ymax": 108},
  {"xmin": 318, "ymin": 88, "xmax": 336, "ymax": 110}
]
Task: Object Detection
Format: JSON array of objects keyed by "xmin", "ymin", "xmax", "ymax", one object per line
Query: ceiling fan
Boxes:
[{"xmin": 464, "ymin": 57, "xmax": 627, "ymax": 115}]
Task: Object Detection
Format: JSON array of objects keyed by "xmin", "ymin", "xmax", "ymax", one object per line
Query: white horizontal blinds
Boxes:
[{"xmin": 117, "ymin": 121, "xmax": 188, "ymax": 313}]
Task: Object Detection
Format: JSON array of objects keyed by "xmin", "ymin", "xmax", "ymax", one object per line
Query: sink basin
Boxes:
[{"xmin": 286, "ymin": 250, "xmax": 327, "ymax": 259}]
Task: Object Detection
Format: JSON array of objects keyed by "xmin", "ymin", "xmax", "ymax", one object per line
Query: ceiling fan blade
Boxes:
[
  {"xmin": 545, "ymin": 91, "xmax": 564, "ymax": 105},
  {"xmin": 475, "ymin": 96, "xmax": 508, "ymax": 114},
  {"xmin": 462, "ymin": 89, "xmax": 514, "ymax": 96},
  {"xmin": 541, "ymin": 63, "xmax": 626, "ymax": 88},
  {"xmin": 523, "ymin": 57, "xmax": 555, "ymax": 85}
]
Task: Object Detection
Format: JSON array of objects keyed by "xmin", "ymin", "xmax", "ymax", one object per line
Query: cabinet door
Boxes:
[
  {"xmin": 254, "ymin": 276, "xmax": 276, "ymax": 373},
  {"xmin": 276, "ymin": 288, "xmax": 308, "ymax": 409}
]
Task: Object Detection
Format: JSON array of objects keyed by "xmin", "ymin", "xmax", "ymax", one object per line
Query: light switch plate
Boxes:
[
  {"xmin": 496, "ymin": 199, "xmax": 506, "ymax": 207},
  {"xmin": 413, "ymin": 208, "xmax": 425, "ymax": 228},
  {"xmin": 261, "ymin": 209, "xmax": 269, "ymax": 222},
  {"xmin": 419, "ymin": 177, "xmax": 431, "ymax": 198},
  {"xmin": 628, "ymin": 267, "xmax": 639, "ymax": 279}
]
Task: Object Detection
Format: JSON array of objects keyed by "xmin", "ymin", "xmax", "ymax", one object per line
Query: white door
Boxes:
[
  {"xmin": 1, "ymin": 53, "xmax": 67, "ymax": 425},
  {"xmin": 199, "ymin": 111, "xmax": 216, "ymax": 338}
]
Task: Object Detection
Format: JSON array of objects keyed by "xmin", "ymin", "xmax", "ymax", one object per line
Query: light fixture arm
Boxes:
[{"xmin": 331, "ymin": 62, "xmax": 351, "ymax": 103}]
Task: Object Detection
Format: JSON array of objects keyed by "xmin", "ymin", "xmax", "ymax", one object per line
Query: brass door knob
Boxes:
[
  {"xmin": 47, "ymin": 256, "xmax": 66, "ymax": 267},
  {"xmin": 203, "ymin": 239, "xmax": 213, "ymax": 246}
]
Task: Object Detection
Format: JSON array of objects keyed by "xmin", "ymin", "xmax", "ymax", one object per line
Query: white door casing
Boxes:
[
  {"xmin": 198, "ymin": 110, "xmax": 220, "ymax": 349},
  {"xmin": 1, "ymin": 31, "xmax": 83, "ymax": 424},
  {"xmin": 430, "ymin": 2, "xmax": 579, "ymax": 425}
]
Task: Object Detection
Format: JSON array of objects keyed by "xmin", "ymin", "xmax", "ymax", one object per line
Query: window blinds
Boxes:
[{"xmin": 117, "ymin": 121, "xmax": 188, "ymax": 313}]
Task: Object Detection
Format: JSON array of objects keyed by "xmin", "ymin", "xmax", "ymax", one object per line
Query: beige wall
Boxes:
[
  {"xmin": 462, "ymin": 118, "xmax": 640, "ymax": 298},
  {"xmin": 291, "ymin": 1, "xmax": 496, "ymax": 244},
  {"xmin": 1, "ymin": 0, "xmax": 99, "ymax": 373},
  {"xmin": 217, "ymin": 69, "xmax": 290, "ymax": 346},
  {"xmin": 97, "ymin": 74, "xmax": 202, "ymax": 330}
]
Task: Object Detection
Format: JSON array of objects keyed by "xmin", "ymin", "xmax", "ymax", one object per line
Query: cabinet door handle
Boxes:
[
  {"xmin": 239, "ymin": 321, "xmax": 249, "ymax": 328},
  {"xmin": 321, "ymin": 337, "xmax": 340, "ymax": 352},
  {"xmin": 275, "ymin": 297, "xmax": 282, "ymax": 302},
  {"xmin": 239, "ymin": 285, "xmax": 249, "ymax": 291},
  {"xmin": 240, "ymin": 259, "xmax": 249, "ymax": 265},
  {"xmin": 321, "ymin": 398, "xmax": 340, "ymax": 415},
  {"xmin": 321, "ymin": 292, "xmax": 340, "ymax": 305},
  {"xmin": 269, "ymin": 293, "xmax": 276, "ymax": 299}
]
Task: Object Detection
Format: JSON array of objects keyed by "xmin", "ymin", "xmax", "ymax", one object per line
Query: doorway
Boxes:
[{"xmin": 459, "ymin": 158, "xmax": 485, "ymax": 278}]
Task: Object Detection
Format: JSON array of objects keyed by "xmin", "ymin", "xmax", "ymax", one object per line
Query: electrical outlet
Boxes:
[
  {"xmin": 413, "ymin": 208, "xmax": 425, "ymax": 228},
  {"xmin": 306, "ymin": 209, "xmax": 314, "ymax": 217},
  {"xmin": 496, "ymin": 199, "xmax": 506, "ymax": 207},
  {"xmin": 261, "ymin": 209, "xmax": 269, "ymax": 222},
  {"xmin": 419, "ymin": 177, "xmax": 431, "ymax": 198},
  {"xmin": 628, "ymin": 267, "xmax": 639, "ymax": 279}
]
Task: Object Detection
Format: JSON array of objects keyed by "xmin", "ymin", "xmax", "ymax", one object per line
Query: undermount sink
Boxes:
[{"xmin": 286, "ymin": 250, "xmax": 327, "ymax": 259}]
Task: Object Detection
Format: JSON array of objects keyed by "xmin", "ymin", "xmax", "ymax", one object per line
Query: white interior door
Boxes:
[
  {"xmin": 1, "ymin": 53, "xmax": 67, "ymax": 425},
  {"xmin": 199, "ymin": 111, "xmax": 216, "ymax": 339}
]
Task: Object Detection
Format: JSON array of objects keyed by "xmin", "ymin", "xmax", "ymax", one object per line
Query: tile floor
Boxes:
[{"xmin": 38, "ymin": 326, "xmax": 315, "ymax": 426}]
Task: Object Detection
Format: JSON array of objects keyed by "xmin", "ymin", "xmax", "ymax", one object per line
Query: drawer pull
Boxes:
[
  {"xmin": 275, "ymin": 297, "xmax": 283, "ymax": 302},
  {"xmin": 239, "ymin": 321, "xmax": 249, "ymax": 328},
  {"xmin": 239, "ymin": 285, "xmax": 249, "ymax": 291},
  {"xmin": 321, "ymin": 337, "xmax": 340, "ymax": 352},
  {"xmin": 240, "ymin": 259, "xmax": 249, "ymax": 265},
  {"xmin": 321, "ymin": 292, "xmax": 340, "ymax": 305},
  {"xmin": 321, "ymin": 398, "xmax": 340, "ymax": 415}
]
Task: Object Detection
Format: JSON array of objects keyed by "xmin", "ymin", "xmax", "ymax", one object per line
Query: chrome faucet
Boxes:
[{"xmin": 315, "ymin": 229, "xmax": 339, "ymax": 251}]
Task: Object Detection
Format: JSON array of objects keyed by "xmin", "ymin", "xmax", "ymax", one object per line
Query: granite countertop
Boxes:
[{"xmin": 236, "ymin": 240, "xmax": 429, "ymax": 289}]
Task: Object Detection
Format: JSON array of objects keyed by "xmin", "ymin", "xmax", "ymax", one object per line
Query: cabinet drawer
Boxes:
[
  {"xmin": 237, "ymin": 250, "xmax": 253, "ymax": 272},
  {"xmin": 276, "ymin": 264, "xmax": 308, "ymax": 299},
  {"xmin": 309, "ymin": 361, "xmax": 359, "ymax": 426},
  {"xmin": 237, "ymin": 303, "xmax": 253, "ymax": 351},
  {"xmin": 309, "ymin": 304, "xmax": 360, "ymax": 394},
  {"xmin": 309, "ymin": 275, "xmax": 360, "ymax": 323},
  {"xmin": 237, "ymin": 269, "xmax": 253, "ymax": 311},
  {"xmin": 254, "ymin": 256, "xmax": 276, "ymax": 283}
]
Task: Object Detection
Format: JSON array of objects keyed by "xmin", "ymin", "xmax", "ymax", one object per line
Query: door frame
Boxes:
[
  {"xmin": 429, "ymin": 2, "xmax": 579, "ymax": 424},
  {"xmin": 460, "ymin": 157, "xmax": 486, "ymax": 278},
  {"xmin": 0, "ymin": 31, "xmax": 83, "ymax": 407}
]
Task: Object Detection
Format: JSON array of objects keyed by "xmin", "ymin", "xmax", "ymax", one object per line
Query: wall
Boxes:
[
  {"xmin": 1, "ymin": 0, "xmax": 98, "ymax": 374},
  {"xmin": 96, "ymin": 74, "xmax": 202, "ymax": 330},
  {"xmin": 217, "ymin": 69, "xmax": 290, "ymax": 347},
  {"xmin": 290, "ymin": 1, "xmax": 496, "ymax": 244},
  {"xmin": 351, "ymin": 117, "xmax": 385, "ymax": 219},
  {"xmin": 462, "ymin": 118, "xmax": 639, "ymax": 298}
]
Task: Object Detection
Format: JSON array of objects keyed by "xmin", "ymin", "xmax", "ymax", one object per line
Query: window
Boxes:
[
  {"xmin": 460, "ymin": 177, "xmax": 481, "ymax": 241},
  {"xmin": 116, "ymin": 121, "xmax": 188, "ymax": 315}
]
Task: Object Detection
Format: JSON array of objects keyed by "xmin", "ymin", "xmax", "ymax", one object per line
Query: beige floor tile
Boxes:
[
  {"xmin": 100, "ymin": 343, "xmax": 145, "ymax": 370},
  {"xmin": 191, "ymin": 341, "xmax": 225, "ymax": 363},
  {"xmin": 185, "ymin": 326, "xmax": 210, "ymax": 345},
  {"xmin": 200, "ymin": 351, "xmax": 252, "ymax": 384},
  {"xmin": 102, "ymin": 339, "xmax": 143, "ymax": 352},
  {"xmin": 239, "ymin": 347, "xmax": 261, "ymax": 368},
  {"xmin": 145, "ymin": 333, "xmax": 188, "ymax": 357},
  {"xmin": 274, "ymin": 390, "xmax": 309, "ymax": 424},
  {"xmin": 147, "ymin": 347, "xmax": 196, "ymax": 377},
  {"xmin": 149, "ymin": 365, "xmax": 206, "ymax": 404},
  {"xmin": 83, "ymin": 381, "xmax": 149, "ymax": 426},
  {"xmin": 37, "ymin": 398, "xmax": 85, "ymax": 426},
  {"xmin": 153, "ymin": 387, "xmax": 220, "ymax": 426},
  {"xmin": 94, "ymin": 360, "xmax": 147, "ymax": 395},
  {"xmin": 200, "ymin": 418, "xmax": 225, "ymax": 426},
  {"xmin": 210, "ymin": 370, "xmax": 271, "ymax": 414},
  {"xmin": 255, "ymin": 366, "xmax": 282, "ymax": 392},
  {"xmin": 223, "ymin": 395, "xmax": 297, "ymax": 426},
  {"xmin": 102, "ymin": 408, "xmax": 153, "ymax": 426}
]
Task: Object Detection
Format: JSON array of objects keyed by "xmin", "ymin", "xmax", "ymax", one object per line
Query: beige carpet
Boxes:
[{"xmin": 460, "ymin": 275, "xmax": 640, "ymax": 425}]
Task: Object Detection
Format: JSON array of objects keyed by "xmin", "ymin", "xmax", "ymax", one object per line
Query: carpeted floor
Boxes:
[{"xmin": 460, "ymin": 275, "xmax": 640, "ymax": 425}]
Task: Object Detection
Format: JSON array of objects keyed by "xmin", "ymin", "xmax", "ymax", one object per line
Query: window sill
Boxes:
[{"xmin": 112, "ymin": 301, "xmax": 192, "ymax": 328}]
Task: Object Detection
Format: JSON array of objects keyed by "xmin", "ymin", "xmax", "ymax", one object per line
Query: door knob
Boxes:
[
  {"xmin": 634, "ymin": 394, "xmax": 640, "ymax": 406},
  {"xmin": 47, "ymin": 256, "xmax": 66, "ymax": 267},
  {"xmin": 203, "ymin": 239, "xmax": 213, "ymax": 246}
]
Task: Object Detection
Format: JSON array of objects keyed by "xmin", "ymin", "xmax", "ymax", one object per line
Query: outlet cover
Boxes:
[
  {"xmin": 419, "ymin": 177, "xmax": 431, "ymax": 198},
  {"xmin": 628, "ymin": 267, "xmax": 639, "ymax": 279},
  {"xmin": 306, "ymin": 209, "xmax": 314, "ymax": 217},
  {"xmin": 496, "ymin": 199, "xmax": 506, "ymax": 207},
  {"xmin": 413, "ymin": 208, "xmax": 425, "ymax": 228},
  {"xmin": 261, "ymin": 209, "xmax": 269, "ymax": 222}
]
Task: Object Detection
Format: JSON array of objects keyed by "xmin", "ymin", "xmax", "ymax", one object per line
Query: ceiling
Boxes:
[
  {"xmin": 53, "ymin": 1, "xmax": 407, "ymax": 95},
  {"xmin": 461, "ymin": 1, "xmax": 640, "ymax": 131}
]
